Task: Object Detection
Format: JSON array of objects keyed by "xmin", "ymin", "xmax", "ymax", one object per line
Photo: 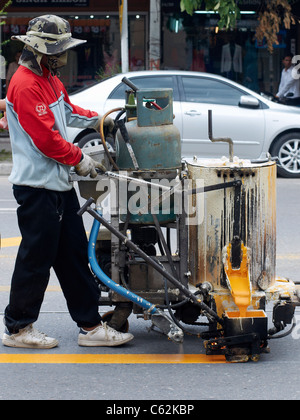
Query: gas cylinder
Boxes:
[{"xmin": 116, "ymin": 88, "xmax": 181, "ymax": 224}]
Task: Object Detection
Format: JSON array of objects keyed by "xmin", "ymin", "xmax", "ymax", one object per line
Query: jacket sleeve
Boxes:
[
  {"xmin": 60, "ymin": 82, "xmax": 99, "ymax": 129},
  {"xmin": 12, "ymin": 83, "xmax": 83, "ymax": 166}
]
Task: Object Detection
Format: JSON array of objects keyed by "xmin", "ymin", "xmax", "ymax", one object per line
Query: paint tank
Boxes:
[{"xmin": 187, "ymin": 157, "xmax": 277, "ymax": 293}]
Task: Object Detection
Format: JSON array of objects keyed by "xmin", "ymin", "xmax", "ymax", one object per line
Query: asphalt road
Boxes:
[{"xmin": 1, "ymin": 175, "xmax": 300, "ymax": 402}]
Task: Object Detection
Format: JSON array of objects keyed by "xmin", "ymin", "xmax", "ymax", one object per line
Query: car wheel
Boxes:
[
  {"xmin": 270, "ymin": 132, "xmax": 300, "ymax": 178},
  {"xmin": 77, "ymin": 132, "xmax": 114, "ymax": 152}
]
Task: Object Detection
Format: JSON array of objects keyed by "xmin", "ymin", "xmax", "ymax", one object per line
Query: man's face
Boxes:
[{"xmin": 283, "ymin": 56, "xmax": 292, "ymax": 70}]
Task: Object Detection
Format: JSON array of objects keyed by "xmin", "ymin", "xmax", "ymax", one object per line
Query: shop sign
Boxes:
[{"xmin": 11, "ymin": 0, "xmax": 89, "ymax": 7}]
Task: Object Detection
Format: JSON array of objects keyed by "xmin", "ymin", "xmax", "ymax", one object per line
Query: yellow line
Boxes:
[
  {"xmin": 276, "ymin": 254, "xmax": 300, "ymax": 260},
  {"xmin": 1, "ymin": 236, "xmax": 300, "ymax": 261},
  {"xmin": 1, "ymin": 234, "xmax": 89, "ymax": 248},
  {"xmin": 1, "ymin": 237, "xmax": 21, "ymax": 248},
  {"xmin": 1, "ymin": 236, "xmax": 300, "ymax": 263},
  {"xmin": 0, "ymin": 353, "xmax": 227, "ymax": 364}
]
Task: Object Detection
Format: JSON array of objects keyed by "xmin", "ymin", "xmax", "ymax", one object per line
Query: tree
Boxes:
[
  {"xmin": 180, "ymin": 0, "xmax": 297, "ymax": 53},
  {"xmin": 0, "ymin": 0, "xmax": 12, "ymax": 51}
]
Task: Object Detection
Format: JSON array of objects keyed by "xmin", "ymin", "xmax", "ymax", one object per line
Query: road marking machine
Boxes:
[{"xmin": 73, "ymin": 77, "xmax": 300, "ymax": 362}]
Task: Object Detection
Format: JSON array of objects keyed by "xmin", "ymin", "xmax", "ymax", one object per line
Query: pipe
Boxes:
[
  {"xmin": 87, "ymin": 209, "xmax": 185, "ymax": 343},
  {"xmin": 88, "ymin": 212, "xmax": 158, "ymax": 315},
  {"xmin": 208, "ymin": 109, "xmax": 234, "ymax": 162},
  {"xmin": 99, "ymin": 108, "xmax": 123, "ymax": 171}
]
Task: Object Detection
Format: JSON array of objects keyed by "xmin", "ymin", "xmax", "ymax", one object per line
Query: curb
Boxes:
[{"xmin": 0, "ymin": 162, "xmax": 12, "ymax": 176}]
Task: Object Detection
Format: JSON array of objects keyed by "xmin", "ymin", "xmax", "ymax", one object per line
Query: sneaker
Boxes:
[
  {"xmin": 78, "ymin": 322, "xmax": 134, "ymax": 347},
  {"xmin": 2, "ymin": 324, "xmax": 58, "ymax": 349}
]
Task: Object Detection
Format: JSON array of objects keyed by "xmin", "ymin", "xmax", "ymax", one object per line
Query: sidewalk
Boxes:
[{"xmin": 0, "ymin": 134, "xmax": 12, "ymax": 176}]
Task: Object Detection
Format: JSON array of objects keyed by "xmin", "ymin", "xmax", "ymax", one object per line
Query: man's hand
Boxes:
[
  {"xmin": 75, "ymin": 153, "xmax": 106, "ymax": 178},
  {"xmin": 94, "ymin": 115, "xmax": 115, "ymax": 133}
]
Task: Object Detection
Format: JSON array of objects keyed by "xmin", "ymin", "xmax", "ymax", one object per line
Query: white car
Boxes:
[{"xmin": 68, "ymin": 70, "xmax": 300, "ymax": 178}]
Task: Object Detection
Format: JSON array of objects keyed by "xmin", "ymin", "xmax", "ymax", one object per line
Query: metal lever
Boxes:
[{"xmin": 122, "ymin": 76, "xmax": 139, "ymax": 92}]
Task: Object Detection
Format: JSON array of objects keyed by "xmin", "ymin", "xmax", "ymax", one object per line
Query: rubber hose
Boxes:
[{"xmin": 88, "ymin": 211, "xmax": 158, "ymax": 315}]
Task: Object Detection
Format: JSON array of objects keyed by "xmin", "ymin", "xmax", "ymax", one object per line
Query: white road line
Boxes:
[
  {"xmin": 0, "ymin": 316, "xmax": 4, "ymax": 339},
  {"xmin": 0, "ymin": 208, "xmax": 17, "ymax": 211}
]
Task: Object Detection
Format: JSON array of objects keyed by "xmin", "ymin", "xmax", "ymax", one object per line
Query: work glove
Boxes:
[
  {"xmin": 94, "ymin": 115, "xmax": 115, "ymax": 133},
  {"xmin": 75, "ymin": 153, "xmax": 106, "ymax": 178}
]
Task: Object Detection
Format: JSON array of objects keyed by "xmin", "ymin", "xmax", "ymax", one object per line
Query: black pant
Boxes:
[{"xmin": 4, "ymin": 186, "xmax": 102, "ymax": 333}]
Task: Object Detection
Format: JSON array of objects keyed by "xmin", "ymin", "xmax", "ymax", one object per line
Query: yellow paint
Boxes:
[
  {"xmin": 226, "ymin": 310, "xmax": 266, "ymax": 319},
  {"xmin": 0, "ymin": 353, "xmax": 227, "ymax": 364},
  {"xmin": 1, "ymin": 233, "xmax": 90, "ymax": 249},
  {"xmin": 224, "ymin": 242, "xmax": 251, "ymax": 317},
  {"xmin": 1, "ymin": 237, "xmax": 21, "ymax": 248}
]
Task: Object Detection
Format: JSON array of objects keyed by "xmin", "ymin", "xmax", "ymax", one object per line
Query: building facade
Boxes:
[{"xmin": 1, "ymin": 0, "xmax": 300, "ymax": 96}]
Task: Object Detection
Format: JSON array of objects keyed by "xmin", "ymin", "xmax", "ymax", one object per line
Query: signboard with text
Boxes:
[{"xmin": 12, "ymin": 0, "xmax": 89, "ymax": 7}]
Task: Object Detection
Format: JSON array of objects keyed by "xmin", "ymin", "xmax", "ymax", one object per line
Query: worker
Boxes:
[
  {"xmin": 276, "ymin": 53, "xmax": 300, "ymax": 106},
  {"xmin": 2, "ymin": 15, "xmax": 134, "ymax": 349}
]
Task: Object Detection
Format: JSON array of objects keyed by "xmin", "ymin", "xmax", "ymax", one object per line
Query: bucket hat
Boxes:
[{"xmin": 11, "ymin": 15, "xmax": 86, "ymax": 55}]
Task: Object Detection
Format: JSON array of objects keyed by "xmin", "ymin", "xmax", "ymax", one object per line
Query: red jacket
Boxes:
[{"xmin": 6, "ymin": 65, "xmax": 99, "ymax": 191}]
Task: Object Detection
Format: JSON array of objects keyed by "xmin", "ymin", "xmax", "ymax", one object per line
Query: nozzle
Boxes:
[{"xmin": 151, "ymin": 310, "xmax": 184, "ymax": 343}]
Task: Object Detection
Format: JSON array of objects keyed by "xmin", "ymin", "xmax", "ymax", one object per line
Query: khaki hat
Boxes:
[{"xmin": 12, "ymin": 15, "xmax": 86, "ymax": 55}]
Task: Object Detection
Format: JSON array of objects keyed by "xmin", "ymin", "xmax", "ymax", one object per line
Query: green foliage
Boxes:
[
  {"xmin": 0, "ymin": 1, "xmax": 12, "ymax": 53},
  {"xmin": 0, "ymin": 1, "xmax": 12, "ymax": 18},
  {"xmin": 0, "ymin": 149, "xmax": 12, "ymax": 162},
  {"xmin": 180, "ymin": 0, "xmax": 240, "ymax": 29},
  {"xmin": 180, "ymin": 0, "xmax": 297, "ymax": 53},
  {"xmin": 95, "ymin": 64, "xmax": 122, "ymax": 82}
]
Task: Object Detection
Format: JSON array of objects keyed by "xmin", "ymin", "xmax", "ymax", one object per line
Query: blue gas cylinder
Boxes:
[
  {"xmin": 116, "ymin": 88, "xmax": 181, "ymax": 170},
  {"xmin": 116, "ymin": 88, "xmax": 181, "ymax": 224}
]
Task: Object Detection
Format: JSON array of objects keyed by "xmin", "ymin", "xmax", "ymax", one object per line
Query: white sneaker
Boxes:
[
  {"xmin": 78, "ymin": 322, "xmax": 134, "ymax": 347},
  {"xmin": 2, "ymin": 324, "xmax": 58, "ymax": 349}
]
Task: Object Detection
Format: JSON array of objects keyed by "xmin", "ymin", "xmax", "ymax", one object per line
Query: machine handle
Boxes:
[
  {"xmin": 77, "ymin": 197, "xmax": 95, "ymax": 216},
  {"xmin": 122, "ymin": 77, "xmax": 139, "ymax": 92}
]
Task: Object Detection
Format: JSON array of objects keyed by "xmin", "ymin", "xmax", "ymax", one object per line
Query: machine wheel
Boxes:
[
  {"xmin": 270, "ymin": 132, "xmax": 300, "ymax": 178},
  {"xmin": 101, "ymin": 310, "xmax": 130, "ymax": 333}
]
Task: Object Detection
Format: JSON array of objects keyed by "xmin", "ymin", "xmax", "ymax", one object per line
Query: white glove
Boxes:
[
  {"xmin": 94, "ymin": 115, "xmax": 115, "ymax": 133},
  {"xmin": 75, "ymin": 153, "xmax": 106, "ymax": 178}
]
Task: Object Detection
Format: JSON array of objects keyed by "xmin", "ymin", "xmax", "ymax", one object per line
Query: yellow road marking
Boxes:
[
  {"xmin": 1, "ymin": 237, "xmax": 21, "ymax": 248},
  {"xmin": 0, "ymin": 236, "xmax": 299, "ymax": 257},
  {"xmin": 276, "ymin": 254, "xmax": 300, "ymax": 260},
  {"xmin": 0, "ymin": 353, "xmax": 227, "ymax": 364},
  {"xmin": 1, "ymin": 237, "xmax": 300, "ymax": 261},
  {"xmin": 1, "ymin": 233, "xmax": 89, "ymax": 248}
]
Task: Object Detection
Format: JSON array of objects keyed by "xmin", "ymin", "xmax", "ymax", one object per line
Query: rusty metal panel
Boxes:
[{"xmin": 187, "ymin": 158, "xmax": 277, "ymax": 292}]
